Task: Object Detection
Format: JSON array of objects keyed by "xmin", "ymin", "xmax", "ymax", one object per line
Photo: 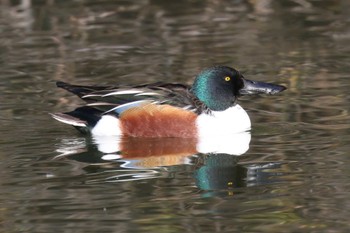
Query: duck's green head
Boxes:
[{"xmin": 191, "ymin": 66, "xmax": 286, "ymax": 111}]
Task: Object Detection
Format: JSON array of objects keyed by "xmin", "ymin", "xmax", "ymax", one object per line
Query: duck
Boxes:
[{"xmin": 51, "ymin": 66, "xmax": 286, "ymax": 138}]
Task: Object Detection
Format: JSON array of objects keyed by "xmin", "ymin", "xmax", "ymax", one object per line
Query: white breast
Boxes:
[
  {"xmin": 196, "ymin": 104, "xmax": 251, "ymax": 137},
  {"xmin": 195, "ymin": 104, "xmax": 251, "ymax": 155}
]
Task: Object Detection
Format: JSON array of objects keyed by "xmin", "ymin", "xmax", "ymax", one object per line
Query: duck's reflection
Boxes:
[
  {"xmin": 193, "ymin": 154, "xmax": 282, "ymax": 192},
  {"xmin": 194, "ymin": 154, "xmax": 246, "ymax": 190},
  {"xmin": 91, "ymin": 131, "xmax": 251, "ymax": 167},
  {"xmin": 55, "ymin": 132, "xmax": 282, "ymax": 190}
]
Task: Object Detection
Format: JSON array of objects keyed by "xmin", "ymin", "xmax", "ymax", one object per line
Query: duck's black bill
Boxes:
[{"xmin": 239, "ymin": 79, "xmax": 287, "ymax": 95}]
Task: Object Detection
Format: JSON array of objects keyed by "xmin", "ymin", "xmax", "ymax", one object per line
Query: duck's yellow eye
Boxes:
[{"xmin": 224, "ymin": 76, "xmax": 231, "ymax": 81}]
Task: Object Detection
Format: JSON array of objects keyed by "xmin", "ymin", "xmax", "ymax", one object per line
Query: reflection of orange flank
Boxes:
[
  {"xmin": 120, "ymin": 104, "xmax": 197, "ymax": 138},
  {"xmin": 119, "ymin": 137, "xmax": 198, "ymax": 167},
  {"xmin": 120, "ymin": 137, "xmax": 198, "ymax": 158}
]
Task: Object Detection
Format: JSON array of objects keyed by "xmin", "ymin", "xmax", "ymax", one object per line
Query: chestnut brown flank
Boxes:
[{"xmin": 119, "ymin": 104, "xmax": 198, "ymax": 137}]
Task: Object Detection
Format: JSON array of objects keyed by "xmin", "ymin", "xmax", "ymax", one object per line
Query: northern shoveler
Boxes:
[{"xmin": 51, "ymin": 66, "xmax": 286, "ymax": 138}]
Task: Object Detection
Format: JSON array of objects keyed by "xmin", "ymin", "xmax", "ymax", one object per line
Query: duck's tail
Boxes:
[{"xmin": 50, "ymin": 107, "xmax": 103, "ymax": 134}]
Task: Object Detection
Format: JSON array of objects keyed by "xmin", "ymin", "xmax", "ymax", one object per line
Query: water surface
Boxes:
[{"xmin": 1, "ymin": 0, "xmax": 350, "ymax": 232}]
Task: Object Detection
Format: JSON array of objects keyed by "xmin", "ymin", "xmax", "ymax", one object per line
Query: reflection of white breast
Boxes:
[{"xmin": 196, "ymin": 131, "xmax": 251, "ymax": 155}]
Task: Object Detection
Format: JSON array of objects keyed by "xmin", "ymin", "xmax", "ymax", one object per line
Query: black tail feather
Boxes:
[
  {"xmin": 64, "ymin": 106, "xmax": 103, "ymax": 127},
  {"xmin": 56, "ymin": 81, "xmax": 110, "ymax": 98},
  {"xmin": 51, "ymin": 106, "xmax": 103, "ymax": 134}
]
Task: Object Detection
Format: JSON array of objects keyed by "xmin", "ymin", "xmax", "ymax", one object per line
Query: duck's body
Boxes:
[
  {"xmin": 52, "ymin": 66, "xmax": 286, "ymax": 138},
  {"xmin": 86, "ymin": 103, "xmax": 250, "ymax": 137}
]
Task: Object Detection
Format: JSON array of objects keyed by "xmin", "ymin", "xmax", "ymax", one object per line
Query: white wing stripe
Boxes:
[
  {"xmin": 135, "ymin": 92, "xmax": 161, "ymax": 96},
  {"xmin": 102, "ymin": 90, "xmax": 143, "ymax": 97}
]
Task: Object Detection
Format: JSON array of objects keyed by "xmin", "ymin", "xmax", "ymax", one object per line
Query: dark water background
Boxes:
[{"xmin": 1, "ymin": 0, "xmax": 350, "ymax": 232}]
